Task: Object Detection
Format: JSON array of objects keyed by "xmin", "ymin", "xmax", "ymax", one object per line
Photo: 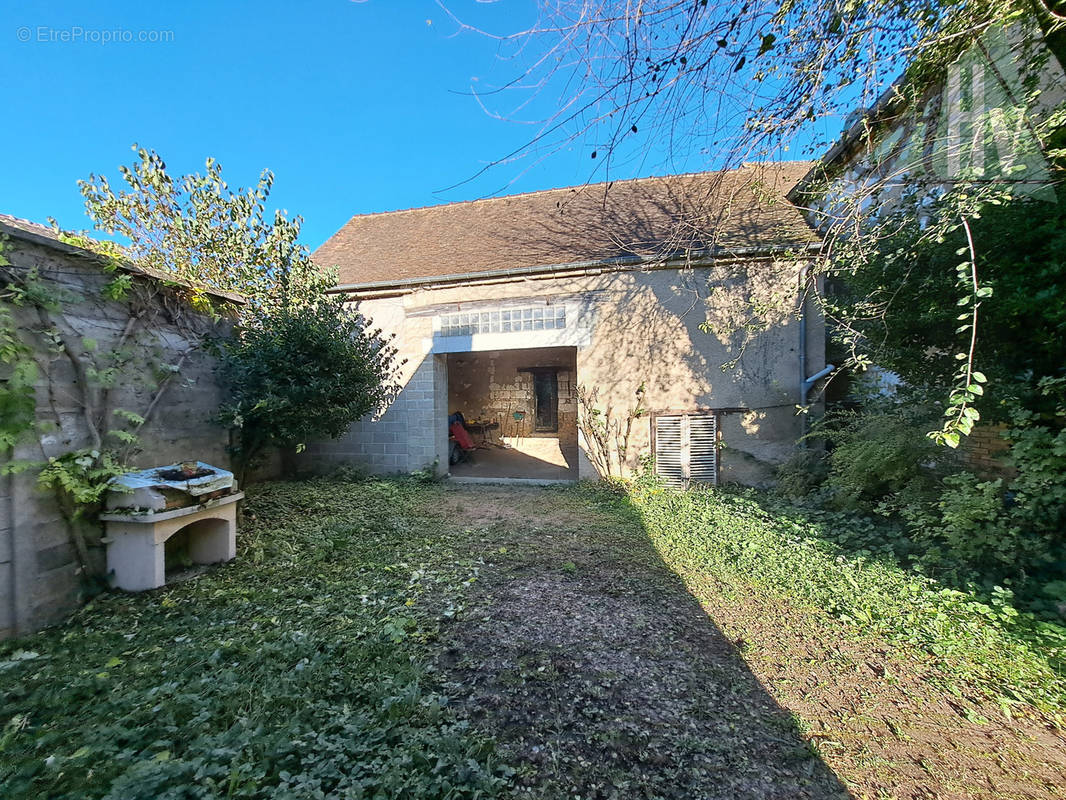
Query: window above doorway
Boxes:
[{"xmin": 439, "ymin": 305, "xmax": 566, "ymax": 337}]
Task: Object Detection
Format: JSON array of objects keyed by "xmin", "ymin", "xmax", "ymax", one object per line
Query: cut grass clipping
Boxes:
[
  {"xmin": 2, "ymin": 476, "xmax": 1063, "ymax": 800},
  {"xmin": 0, "ymin": 479, "xmax": 510, "ymax": 800}
]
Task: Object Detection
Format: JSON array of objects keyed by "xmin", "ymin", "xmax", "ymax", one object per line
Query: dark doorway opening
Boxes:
[{"xmin": 533, "ymin": 371, "xmax": 559, "ymax": 432}]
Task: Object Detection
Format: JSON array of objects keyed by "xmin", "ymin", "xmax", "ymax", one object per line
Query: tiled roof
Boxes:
[
  {"xmin": 0, "ymin": 213, "xmax": 64, "ymax": 242},
  {"xmin": 315, "ymin": 162, "xmax": 819, "ymax": 288}
]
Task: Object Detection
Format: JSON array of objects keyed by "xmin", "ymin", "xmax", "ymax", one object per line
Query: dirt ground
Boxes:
[{"xmin": 421, "ymin": 484, "xmax": 1066, "ymax": 800}]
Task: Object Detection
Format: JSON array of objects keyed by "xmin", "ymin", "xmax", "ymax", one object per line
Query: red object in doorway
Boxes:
[{"xmin": 450, "ymin": 421, "xmax": 475, "ymax": 451}]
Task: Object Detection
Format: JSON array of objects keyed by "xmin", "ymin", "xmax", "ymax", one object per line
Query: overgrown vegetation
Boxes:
[
  {"xmin": 76, "ymin": 146, "xmax": 400, "ymax": 479},
  {"xmin": 829, "ymin": 189, "xmax": 1066, "ymax": 427},
  {"xmin": 217, "ymin": 298, "xmax": 399, "ymax": 479},
  {"xmin": 1, "ymin": 148, "xmax": 397, "ymax": 591},
  {"xmin": 778, "ymin": 402, "xmax": 1066, "ymax": 618},
  {"xmin": 0, "ymin": 478, "xmax": 510, "ymax": 799},
  {"xmin": 779, "ymin": 183, "xmax": 1066, "ymax": 623},
  {"xmin": 0, "ymin": 232, "xmax": 232, "ymax": 580},
  {"xmin": 624, "ymin": 475, "xmax": 1066, "ymax": 720},
  {"xmin": 3, "ymin": 477, "xmax": 1063, "ymax": 798}
]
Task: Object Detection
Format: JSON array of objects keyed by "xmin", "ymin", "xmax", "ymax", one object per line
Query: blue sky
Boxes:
[{"xmin": 1, "ymin": 1, "xmax": 833, "ymax": 250}]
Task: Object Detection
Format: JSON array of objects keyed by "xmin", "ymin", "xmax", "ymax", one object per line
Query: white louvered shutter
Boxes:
[
  {"xmin": 654, "ymin": 415, "xmax": 684, "ymax": 486},
  {"xmin": 688, "ymin": 414, "xmax": 718, "ymax": 485},
  {"xmin": 654, "ymin": 413, "xmax": 717, "ymax": 487}
]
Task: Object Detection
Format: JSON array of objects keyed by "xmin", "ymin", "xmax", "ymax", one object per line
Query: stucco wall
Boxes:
[
  {"xmin": 0, "ymin": 232, "xmax": 242, "ymax": 638},
  {"xmin": 304, "ymin": 258, "xmax": 824, "ymax": 485}
]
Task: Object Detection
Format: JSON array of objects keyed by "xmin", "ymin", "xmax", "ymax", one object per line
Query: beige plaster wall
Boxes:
[{"xmin": 308, "ymin": 257, "xmax": 824, "ymax": 486}]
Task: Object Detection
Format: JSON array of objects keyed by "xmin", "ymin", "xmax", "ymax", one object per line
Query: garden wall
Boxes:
[{"xmin": 0, "ymin": 217, "xmax": 247, "ymax": 639}]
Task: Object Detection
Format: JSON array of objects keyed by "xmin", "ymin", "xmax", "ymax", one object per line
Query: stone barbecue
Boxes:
[{"xmin": 100, "ymin": 462, "xmax": 243, "ymax": 591}]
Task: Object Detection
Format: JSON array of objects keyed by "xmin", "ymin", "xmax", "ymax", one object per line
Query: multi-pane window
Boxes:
[{"xmin": 439, "ymin": 306, "xmax": 566, "ymax": 337}]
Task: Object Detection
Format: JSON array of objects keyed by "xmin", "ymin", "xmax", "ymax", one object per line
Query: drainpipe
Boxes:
[
  {"xmin": 803, "ymin": 364, "xmax": 836, "ymax": 403},
  {"xmin": 798, "ymin": 265, "xmax": 835, "ymax": 441}
]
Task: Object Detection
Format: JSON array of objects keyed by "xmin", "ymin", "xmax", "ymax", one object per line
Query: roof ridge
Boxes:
[
  {"xmin": 335, "ymin": 161, "xmax": 813, "ymax": 223},
  {"xmin": 0, "ymin": 212, "xmax": 60, "ymax": 236}
]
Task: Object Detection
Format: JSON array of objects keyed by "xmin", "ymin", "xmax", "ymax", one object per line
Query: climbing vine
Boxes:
[
  {"xmin": 0, "ymin": 230, "xmax": 233, "ymax": 581},
  {"xmin": 577, "ymin": 382, "xmax": 647, "ymax": 477},
  {"xmin": 0, "ymin": 240, "xmax": 38, "ymax": 455}
]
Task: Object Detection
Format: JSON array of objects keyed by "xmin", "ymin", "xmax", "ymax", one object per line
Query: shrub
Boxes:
[
  {"xmin": 819, "ymin": 407, "xmax": 947, "ymax": 512},
  {"xmin": 910, "ymin": 424, "xmax": 1066, "ymax": 585},
  {"xmin": 774, "ymin": 447, "xmax": 829, "ymax": 501},
  {"xmin": 218, "ymin": 297, "xmax": 398, "ymax": 478}
]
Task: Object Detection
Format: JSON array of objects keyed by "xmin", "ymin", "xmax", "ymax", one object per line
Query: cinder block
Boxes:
[
  {"xmin": 32, "ymin": 517, "xmax": 71, "ymax": 550},
  {"xmin": 36, "ymin": 541, "xmax": 77, "ymax": 574},
  {"xmin": 0, "ymin": 527, "xmax": 12, "ymax": 563}
]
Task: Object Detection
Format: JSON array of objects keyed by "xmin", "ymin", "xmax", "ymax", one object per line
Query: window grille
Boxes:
[
  {"xmin": 439, "ymin": 306, "xmax": 565, "ymax": 337},
  {"xmin": 653, "ymin": 412, "xmax": 718, "ymax": 487}
]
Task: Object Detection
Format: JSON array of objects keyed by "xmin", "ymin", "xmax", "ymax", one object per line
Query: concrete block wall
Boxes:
[
  {"xmin": 0, "ymin": 476, "xmax": 13, "ymax": 639},
  {"xmin": 405, "ymin": 356, "xmax": 448, "ymax": 474},
  {"xmin": 302, "ymin": 355, "xmax": 448, "ymax": 476},
  {"xmin": 1, "ymin": 229, "xmax": 245, "ymax": 638}
]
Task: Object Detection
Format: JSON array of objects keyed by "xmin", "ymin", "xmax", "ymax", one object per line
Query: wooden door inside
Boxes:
[{"xmin": 533, "ymin": 371, "xmax": 559, "ymax": 432}]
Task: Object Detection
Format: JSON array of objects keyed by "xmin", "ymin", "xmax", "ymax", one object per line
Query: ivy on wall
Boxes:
[{"xmin": 0, "ymin": 232, "xmax": 233, "ymax": 582}]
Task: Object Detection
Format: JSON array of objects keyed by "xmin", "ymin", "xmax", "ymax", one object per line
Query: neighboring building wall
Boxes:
[
  {"xmin": 305, "ymin": 258, "xmax": 823, "ymax": 485},
  {"xmin": 960, "ymin": 424, "xmax": 1015, "ymax": 479},
  {"xmin": 809, "ymin": 22, "xmax": 1066, "ymax": 225},
  {"xmin": 0, "ymin": 232, "xmax": 240, "ymax": 639}
]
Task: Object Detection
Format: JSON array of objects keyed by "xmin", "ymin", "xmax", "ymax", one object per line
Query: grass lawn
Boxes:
[{"xmin": 2, "ymin": 477, "xmax": 1065, "ymax": 799}]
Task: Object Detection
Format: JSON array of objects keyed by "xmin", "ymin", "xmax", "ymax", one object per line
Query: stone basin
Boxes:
[{"xmin": 106, "ymin": 461, "xmax": 235, "ymax": 513}]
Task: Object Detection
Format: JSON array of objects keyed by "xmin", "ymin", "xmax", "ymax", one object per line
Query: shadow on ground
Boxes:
[
  {"xmin": 450, "ymin": 440, "xmax": 577, "ymax": 481},
  {"xmin": 425, "ymin": 483, "xmax": 851, "ymax": 799}
]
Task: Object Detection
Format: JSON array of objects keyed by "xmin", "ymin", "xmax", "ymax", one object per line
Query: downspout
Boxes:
[{"xmin": 798, "ymin": 264, "xmax": 835, "ymax": 442}]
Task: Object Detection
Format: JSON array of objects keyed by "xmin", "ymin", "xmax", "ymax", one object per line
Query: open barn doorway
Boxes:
[{"xmin": 446, "ymin": 347, "xmax": 578, "ymax": 481}]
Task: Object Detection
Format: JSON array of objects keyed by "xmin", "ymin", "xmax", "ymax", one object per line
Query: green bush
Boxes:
[
  {"xmin": 218, "ymin": 297, "xmax": 398, "ymax": 477},
  {"xmin": 819, "ymin": 407, "xmax": 947, "ymax": 512},
  {"xmin": 778, "ymin": 387, "xmax": 1066, "ymax": 609},
  {"xmin": 910, "ymin": 423, "xmax": 1066, "ymax": 585},
  {"xmin": 774, "ymin": 447, "xmax": 829, "ymax": 501}
]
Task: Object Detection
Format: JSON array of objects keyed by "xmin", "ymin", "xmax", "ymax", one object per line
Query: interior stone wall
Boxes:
[{"xmin": 447, "ymin": 347, "xmax": 578, "ymax": 448}]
